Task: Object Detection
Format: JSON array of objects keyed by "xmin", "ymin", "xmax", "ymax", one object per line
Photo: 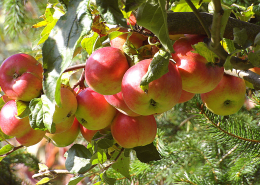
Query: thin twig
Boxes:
[
  {"xmin": 72, "ymin": 68, "xmax": 86, "ymax": 89},
  {"xmin": 63, "ymin": 63, "xmax": 85, "ymax": 73},
  {"xmin": 0, "ymin": 145, "xmax": 24, "ymax": 158},
  {"xmin": 185, "ymin": 0, "xmax": 211, "ymax": 37},
  {"xmin": 217, "ymin": 144, "xmax": 239, "ymax": 165},
  {"xmin": 178, "ymin": 115, "xmax": 197, "ymax": 128}
]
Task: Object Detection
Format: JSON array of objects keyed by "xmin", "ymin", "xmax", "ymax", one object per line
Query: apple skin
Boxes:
[
  {"xmin": 46, "ymin": 117, "xmax": 80, "ymax": 147},
  {"xmin": 54, "ymin": 115, "xmax": 75, "ymax": 134},
  {"xmin": 111, "ymin": 112, "xmax": 157, "ymax": 148},
  {"xmin": 0, "ymin": 53, "xmax": 43, "ymax": 102},
  {"xmin": 85, "ymin": 47, "xmax": 129, "ymax": 95},
  {"xmin": 178, "ymin": 89, "xmax": 195, "ymax": 104},
  {"xmin": 80, "ymin": 124, "xmax": 99, "ymax": 143},
  {"xmin": 121, "ymin": 58, "xmax": 182, "ymax": 116},
  {"xmin": 75, "ymin": 88, "xmax": 117, "ymax": 130},
  {"xmin": 171, "ymin": 35, "xmax": 224, "ymax": 94},
  {"xmin": 104, "ymin": 91, "xmax": 140, "ymax": 117},
  {"xmin": 16, "ymin": 128, "xmax": 46, "ymax": 147},
  {"xmin": 200, "ymin": 74, "xmax": 246, "ymax": 116},
  {"xmin": 0, "ymin": 100, "xmax": 31, "ymax": 137},
  {"xmin": 53, "ymin": 86, "xmax": 77, "ymax": 125},
  {"xmin": 110, "ymin": 28, "xmax": 146, "ymax": 51}
]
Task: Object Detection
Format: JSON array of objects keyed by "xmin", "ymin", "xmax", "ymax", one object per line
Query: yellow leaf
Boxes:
[
  {"xmin": 36, "ymin": 177, "xmax": 51, "ymax": 185},
  {"xmin": 32, "ymin": 21, "xmax": 49, "ymax": 28}
]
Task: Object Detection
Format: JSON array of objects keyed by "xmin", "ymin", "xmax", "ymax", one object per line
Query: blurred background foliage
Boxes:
[{"xmin": 2, "ymin": 0, "xmax": 260, "ymax": 184}]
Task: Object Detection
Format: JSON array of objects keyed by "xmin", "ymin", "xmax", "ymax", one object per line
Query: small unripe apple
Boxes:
[
  {"xmin": 0, "ymin": 53, "xmax": 43, "ymax": 101},
  {"xmin": 16, "ymin": 128, "xmax": 46, "ymax": 147},
  {"xmin": 46, "ymin": 117, "xmax": 80, "ymax": 147},
  {"xmin": 111, "ymin": 112, "xmax": 157, "ymax": 148},
  {"xmin": 104, "ymin": 91, "xmax": 140, "ymax": 117},
  {"xmin": 75, "ymin": 88, "xmax": 117, "ymax": 130},
  {"xmin": 53, "ymin": 86, "xmax": 77, "ymax": 125},
  {"xmin": 200, "ymin": 74, "xmax": 246, "ymax": 116},
  {"xmin": 85, "ymin": 47, "xmax": 129, "ymax": 95},
  {"xmin": 0, "ymin": 100, "xmax": 31, "ymax": 137}
]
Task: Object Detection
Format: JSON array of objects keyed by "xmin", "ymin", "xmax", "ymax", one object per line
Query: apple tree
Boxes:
[{"xmin": 2, "ymin": 0, "xmax": 260, "ymax": 184}]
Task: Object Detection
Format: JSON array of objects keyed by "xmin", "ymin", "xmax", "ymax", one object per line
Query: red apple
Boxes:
[
  {"xmin": 127, "ymin": 13, "xmax": 137, "ymax": 26},
  {"xmin": 85, "ymin": 47, "xmax": 129, "ymax": 95},
  {"xmin": 178, "ymin": 89, "xmax": 195, "ymax": 103},
  {"xmin": 0, "ymin": 100, "xmax": 31, "ymax": 137},
  {"xmin": 200, "ymin": 74, "xmax": 246, "ymax": 116},
  {"xmin": 80, "ymin": 124, "xmax": 99, "ymax": 143},
  {"xmin": 111, "ymin": 112, "xmax": 157, "ymax": 148},
  {"xmin": 0, "ymin": 53, "xmax": 43, "ymax": 101},
  {"xmin": 54, "ymin": 115, "xmax": 75, "ymax": 134},
  {"xmin": 104, "ymin": 91, "xmax": 140, "ymax": 117},
  {"xmin": 53, "ymin": 86, "xmax": 77, "ymax": 126},
  {"xmin": 46, "ymin": 117, "xmax": 80, "ymax": 147},
  {"xmin": 121, "ymin": 59, "xmax": 182, "ymax": 116},
  {"xmin": 171, "ymin": 35, "xmax": 224, "ymax": 93},
  {"xmin": 110, "ymin": 28, "xmax": 146, "ymax": 51},
  {"xmin": 16, "ymin": 128, "xmax": 46, "ymax": 147},
  {"xmin": 75, "ymin": 88, "xmax": 117, "ymax": 130}
]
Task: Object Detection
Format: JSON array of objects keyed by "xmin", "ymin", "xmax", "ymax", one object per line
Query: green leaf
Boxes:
[
  {"xmin": 16, "ymin": 100, "xmax": 30, "ymax": 119},
  {"xmin": 65, "ymin": 144, "xmax": 92, "ymax": 174},
  {"xmin": 254, "ymin": 32, "xmax": 260, "ymax": 45},
  {"xmin": 112, "ymin": 150, "xmax": 130, "ymax": 179},
  {"xmin": 29, "ymin": 96, "xmax": 56, "ymax": 133},
  {"xmin": 223, "ymin": 38, "xmax": 236, "ymax": 54},
  {"xmin": 0, "ymin": 96, "xmax": 5, "ymax": 110},
  {"xmin": 136, "ymin": 0, "xmax": 174, "ymax": 53},
  {"xmin": 125, "ymin": 0, "xmax": 146, "ymax": 12},
  {"xmin": 133, "ymin": 142, "xmax": 161, "ymax": 163},
  {"xmin": 91, "ymin": 149, "xmax": 107, "ymax": 165},
  {"xmin": 67, "ymin": 175, "xmax": 85, "ymax": 185},
  {"xmin": 223, "ymin": 55, "xmax": 233, "ymax": 70},
  {"xmin": 93, "ymin": 132, "xmax": 114, "ymax": 149},
  {"xmin": 0, "ymin": 144, "xmax": 13, "ymax": 155},
  {"xmin": 140, "ymin": 49, "xmax": 170, "ymax": 91},
  {"xmin": 36, "ymin": 177, "xmax": 52, "ymax": 185},
  {"xmin": 0, "ymin": 129, "xmax": 13, "ymax": 142},
  {"xmin": 42, "ymin": 0, "xmax": 93, "ymax": 106},
  {"xmin": 100, "ymin": 172, "xmax": 116, "ymax": 185},
  {"xmin": 192, "ymin": 42, "xmax": 218, "ymax": 63},
  {"xmin": 233, "ymin": 27, "xmax": 248, "ymax": 47},
  {"xmin": 81, "ymin": 32, "xmax": 100, "ymax": 55},
  {"xmin": 248, "ymin": 51, "xmax": 260, "ymax": 67},
  {"xmin": 171, "ymin": 0, "xmax": 203, "ymax": 12},
  {"xmin": 95, "ymin": 0, "xmax": 127, "ymax": 27}
]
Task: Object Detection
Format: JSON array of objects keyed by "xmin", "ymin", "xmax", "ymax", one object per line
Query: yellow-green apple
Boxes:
[
  {"xmin": 52, "ymin": 85, "xmax": 77, "ymax": 126},
  {"xmin": 75, "ymin": 88, "xmax": 117, "ymax": 130},
  {"xmin": 85, "ymin": 47, "xmax": 129, "ymax": 95},
  {"xmin": 178, "ymin": 89, "xmax": 195, "ymax": 104},
  {"xmin": 0, "ymin": 100, "xmax": 31, "ymax": 137},
  {"xmin": 46, "ymin": 117, "xmax": 79, "ymax": 147},
  {"xmin": 200, "ymin": 74, "xmax": 246, "ymax": 116},
  {"xmin": 121, "ymin": 58, "xmax": 182, "ymax": 116},
  {"xmin": 54, "ymin": 115, "xmax": 75, "ymax": 134},
  {"xmin": 104, "ymin": 91, "xmax": 140, "ymax": 117},
  {"xmin": 171, "ymin": 35, "xmax": 224, "ymax": 93},
  {"xmin": 16, "ymin": 128, "xmax": 46, "ymax": 147},
  {"xmin": 111, "ymin": 112, "xmax": 157, "ymax": 148},
  {"xmin": 110, "ymin": 28, "xmax": 146, "ymax": 51},
  {"xmin": 0, "ymin": 53, "xmax": 43, "ymax": 101}
]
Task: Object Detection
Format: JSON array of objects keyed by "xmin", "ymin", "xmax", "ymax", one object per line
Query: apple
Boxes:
[
  {"xmin": 54, "ymin": 115, "xmax": 75, "ymax": 134},
  {"xmin": 104, "ymin": 91, "xmax": 140, "ymax": 117},
  {"xmin": 111, "ymin": 112, "xmax": 157, "ymax": 148},
  {"xmin": 0, "ymin": 100, "xmax": 31, "ymax": 137},
  {"xmin": 121, "ymin": 58, "xmax": 182, "ymax": 116},
  {"xmin": 80, "ymin": 124, "xmax": 99, "ymax": 143},
  {"xmin": 126, "ymin": 13, "xmax": 137, "ymax": 26},
  {"xmin": 0, "ymin": 53, "xmax": 43, "ymax": 101},
  {"xmin": 52, "ymin": 85, "xmax": 77, "ymax": 125},
  {"xmin": 85, "ymin": 47, "xmax": 129, "ymax": 95},
  {"xmin": 171, "ymin": 35, "xmax": 224, "ymax": 94},
  {"xmin": 178, "ymin": 89, "xmax": 195, "ymax": 104},
  {"xmin": 75, "ymin": 88, "xmax": 117, "ymax": 130},
  {"xmin": 110, "ymin": 28, "xmax": 146, "ymax": 51},
  {"xmin": 46, "ymin": 117, "xmax": 80, "ymax": 147},
  {"xmin": 200, "ymin": 74, "xmax": 246, "ymax": 116},
  {"xmin": 16, "ymin": 128, "xmax": 46, "ymax": 147}
]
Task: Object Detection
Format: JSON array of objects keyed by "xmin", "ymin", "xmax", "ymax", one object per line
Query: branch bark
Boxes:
[{"xmin": 167, "ymin": 12, "xmax": 260, "ymax": 42}]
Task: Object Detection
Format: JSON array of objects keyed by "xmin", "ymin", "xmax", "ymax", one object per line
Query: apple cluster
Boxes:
[{"xmin": 0, "ymin": 33, "xmax": 248, "ymax": 149}]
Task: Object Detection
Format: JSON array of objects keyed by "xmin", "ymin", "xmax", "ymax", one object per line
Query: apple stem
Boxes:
[{"xmin": 72, "ymin": 68, "xmax": 86, "ymax": 90}]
